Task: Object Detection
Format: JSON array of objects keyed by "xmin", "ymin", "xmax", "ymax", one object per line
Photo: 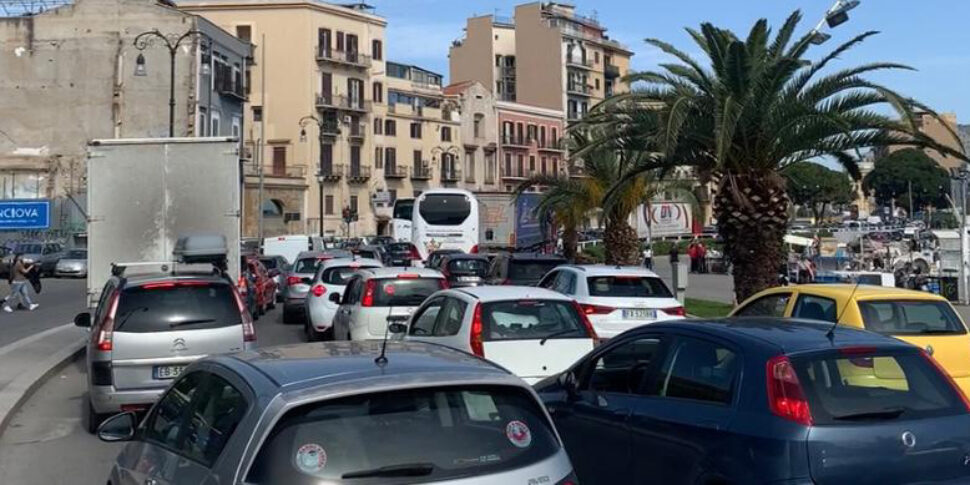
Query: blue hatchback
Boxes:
[{"xmin": 535, "ymin": 317, "xmax": 970, "ymax": 484}]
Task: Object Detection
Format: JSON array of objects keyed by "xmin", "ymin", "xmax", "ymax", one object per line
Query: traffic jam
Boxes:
[{"xmin": 78, "ymin": 142, "xmax": 970, "ymax": 484}]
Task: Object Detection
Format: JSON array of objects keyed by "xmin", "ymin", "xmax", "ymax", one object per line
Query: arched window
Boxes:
[{"xmin": 262, "ymin": 199, "xmax": 284, "ymax": 217}]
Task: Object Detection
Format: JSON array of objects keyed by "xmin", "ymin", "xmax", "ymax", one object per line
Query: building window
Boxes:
[
  {"xmin": 485, "ymin": 151, "xmax": 496, "ymax": 184},
  {"xmin": 375, "ymin": 146, "xmax": 383, "ymax": 169},
  {"xmin": 232, "ymin": 116, "xmax": 241, "ymax": 138},
  {"xmin": 385, "ymin": 147, "xmax": 396, "ymax": 171},
  {"xmin": 516, "ymin": 123, "xmax": 524, "ymax": 143},
  {"xmin": 527, "ymin": 124, "xmax": 537, "ymax": 143},
  {"xmin": 441, "ymin": 126, "xmax": 451, "ymax": 142},
  {"xmin": 210, "ymin": 111, "xmax": 221, "ymax": 136},
  {"xmin": 349, "ymin": 195, "xmax": 358, "ymax": 214},
  {"xmin": 235, "ymin": 25, "xmax": 252, "ymax": 41},
  {"xmin": 320, "ymin": 143, "xmax": 333, "ymax": 171},
  {"xmin": 374, "ymin": 117, "xmax": 383, "ymax": 135},
  {"xmin": 529, "ymin": 155, "xmax": 536, "ymax": 172},
  {"xmin": 517, "ymin": 154, "xmax": 524, "ymax": 175},
  {"xmin": 325, "ymin": 195, "xmax": 334, "ymax": 215},
  {"xmin": 541, "ymin": 156, "xmax": 547, "ymax": 175},
  {"xmin": 465, "ymin": 150, "xmax": 475, "ymax": 183},
  {"xmin": 473, "ymin": 113, "xmax": 483, "ymax": 138},
  {"xmin": 504, "ymin": 153, "xmax": 512, "ymax": 176},
  {"xmin": 385, "ymin": 119, "xmax": 396, "ymax": 136},
  {"xmin": 553, "ymin": 158, "xmax": 559, "ymax": 174},
  {"xmin": 272, "ymin": 146, "xmax": 286, "ymax": 175},
  {"xmin": 389, "ymin": 189, "xmax": 397, "ymax": 203},
  {"xmin": 595, "ymin": 78, "xmax": 600, "ymax": 90},
  {"xmin": 413, "ymin": 150, "xmax": 422, "ymax": 165},
  {"xmin": 539, "ymin": 126, "xmax": 546, "ymax": 146},
  {"xmin": 252, "ymin": 105, "xmax": 262, "ymax": 122},
  {"xmin": 373, "ymin": 81, "xmax": 383, "ymax": 103},
  {"xmin": 350, "ymin": 145, "xmax": 361, "ymax": 172},
  {"xmin": 410, "ymin": 122, "xmax": 422, "ymax": 139},
  {"xmin": 594, "ymin": 51, "xmax": 600, "ymax": 64},
  {"xmin": 551, "ymin": 127, "xmax": 559, "ymax": 145},
  {"xmin": 198, "ymin": 110, "xmax": 207, "ymax": 136},
  {"xmin": 336, "ymin": 31, "xmax": 344, "ymax": 51},
  {"xmin": 372, "ymin": 39, "xmax": 383, "ymax": 60}
]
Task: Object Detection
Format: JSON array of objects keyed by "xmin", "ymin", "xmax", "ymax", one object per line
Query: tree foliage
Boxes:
[
  {"xmin": 783, "ymin": 162, "xmax": 854, "ymax": 222},
  {"xmin": 863, "ymin": 148, "xmax": 950, "ymax": 212}
]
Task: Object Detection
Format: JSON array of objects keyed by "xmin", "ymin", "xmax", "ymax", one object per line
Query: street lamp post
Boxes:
[
  {"xmin": 300, "ymin": 115, "xmax": 335, "ymax": 238},
  {"xmin": 133, "ymin": 29, "xmax": 212, "ymax": 137},
  {"xmin": 809, "ymin": 0, "xmax": 862, "ymax": 45}
]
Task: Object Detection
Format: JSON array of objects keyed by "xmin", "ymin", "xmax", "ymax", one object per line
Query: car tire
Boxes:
[
  {"xmin": 85, "ymin": 398, "xmax": 104, "ymax": 435},
  {"xmin": 306, "ymin": 322, "xmax": 325, "ymax": 342}
]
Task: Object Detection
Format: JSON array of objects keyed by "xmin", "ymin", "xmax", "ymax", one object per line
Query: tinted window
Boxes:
[
  {"xmin": 116, "ymin": 283, "xmax": 240, "ymax": 333},
  {"xmin": 418, "ymin": 194, "xmax": 471, "ymax": 225},
  {"xmin": 258, "ymin": 258, "xmax": 278, "ymax": 270},
  {"xmin": 792, "ymin": 295, "xmax": 838, "ymax": 323},
  {"xmin": 508, "ymin": 260, "xmax": 565, "ymax": 283},
  {"xmin": 586, "ymin": 276, "xmax": 672, "ymax": 298},
  {"xmin": 481, "ymin": 300, "xmax": 589, "ymax": 341},
  {"xmin": 355, "ymin": 249, "xmax": 378, "ymax": 260},
  {"xmin": 294, "ymin": 258, "xmax": 323, "ymax": 274},
  {"xmin": 448, "ymin": 258, "xmax": 488, "ymax": 275},
  {"xmin": 434, "ymin": 298, "xmax": 467, "ymax": 336},
  {"xmin": 181, "ymin": 375, "xmax": 248, "ymax": 466},
  {"xmin": 66, "ymin": 250, "xmax": 87, "ymax": 259},
  {"xmin": 552, "ymin": 272, "xmax": 575, "ymax": 294},
  {"xmin": 320, "ymin": 266, "xmax": 378, "ymax": 285},
  {"xmin": 409, "ymin": 297, "xmax": 444, "ymax": 336},
  {"xmin": 587, "ymin": 337, "xmax": 662, "ymax": 394},
  {"xmin": 735, "ymin": 293, "xmax": 791, "ymax": 317},
  {"xmin": 145, "ymin": 371, "xmax": 207, "ymax": 451},
  {"xmin": 246, "ymin": 386, "xmax": 559, "ymax": 484},
  {"xmin": 858, "ymin": 300, "xmax": 967, "ymax": 336},
  {"xmin": 393, "ymin": 199, "xmax": 414, "ymax": 220},
  {"xmin": 656, "ymin": 338, "xmax": 738, "ymax": 405},
  {"xmin": 387, "ymin": 243, "xmax": 412, "ymax": 254},
  {"xmin": 371, "ymin": 277, "xmax": 444, "ymax": 306},
  {"xmin": 793, "ymin": 350, "xmax": 966, "ymax": 425}
]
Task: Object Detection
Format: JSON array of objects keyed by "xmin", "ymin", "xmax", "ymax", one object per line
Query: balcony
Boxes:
[
  {"xmin": 567, "ymin": 83, "xmax": 592, "ymax": 96},
  {"xmin": 347, "ymin": 123, "xmax": 366, "ymax": 143},
  {"xmin": 316, "ymin": 47, "xmax": 372, "ymax": 69},
  {"xmin": 315, "ymin": 94, "xmax": 338, "ymax": 110},
  {"xmin": 501, "ymin": 135, "xmax": 530, "ymax": 148},
  {"xmin": 537, "ymin": 140, "xmax": 565, "ymax": 153},
  {"xmin": 346, "ymin": 165, "xmax": 371, "ymax": 183},
  {"xmin": 244, "ymin": 163, "xmax": 307, "ymax": 179},
  {"xmin": 319, "ymin": 163, "xmax": 344, "ymax": 182},
  {"xmin": 605, "ymin": 63, "xmax": 621, "ymax": 79},
  {"xmin": 337, "ymin": 95, "xmax": 370, "ymax": 113},
  {"xmin": 501, "ymin": 165, "xmax": 526, "ymax": 180},
  {"xmin": 384, "ymin": 165, "xmax": 408, "ymax": 179},
  {"xmin": 411, "ymin": 163, "xmax": 432, "ymax": 180},
  {"xmin": 567, "ymin": 111, "xmax": 583, "ymax": 122},
  {"xmin": 214, "ymin": 65, "xmax": 246, "ymax": 101},
  {"xmin": 441, "ymin": 167, "xmax": 461, "ymax": 183},
  {"xmin": 566, "ymin": 57, "xmax": 594, "ymax": 70}
]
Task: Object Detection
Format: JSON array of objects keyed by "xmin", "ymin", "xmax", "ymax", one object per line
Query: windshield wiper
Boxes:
[
  {"xmin": 342, "ymin": 462, "xmax": 435, "ymax": 479},
  {"xmin": 832, "ymin": 407, "xmax": 906, "ymax": 421},
  {"xmin": 114, "ymin": 307, "xmax": 149, "ymax": 331},
  {"xmin": 169, "ymin": 318, "xmax": 216, "ymax": 329},
  {"xmin": 540, "ymin": 328, "xmax": 583, "ymax": 345}
]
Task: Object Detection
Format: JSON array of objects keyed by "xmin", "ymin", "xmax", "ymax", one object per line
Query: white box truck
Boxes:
[{"xmin": 85, "ymin": 137, "xmax": 241, "ymax": 307}]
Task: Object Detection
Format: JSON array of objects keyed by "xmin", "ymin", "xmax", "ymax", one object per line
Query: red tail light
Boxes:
[
  {"xmin": 362, "ymin": 279, "xmax": 376, "ymax": 307},
  {"xmin": 96, "ymin": 291, "xmax": 120, "ymax": 351},
  {"xmin": 920, "ymin": 350, "xmax": 970, "ymax": 412},
  {"xmin": 470, "ymin": 245, "xmax": 479, "ymax": 254},
  {"xmin": 572, "ymin": 300, "xmax": 599, "ymax": 344},
  {"xmin": 236, "ymin": 276, "xmax": 248, "ymax": 294},
  {"xmin": 311, "ymin": 284, "xmax": 326, "ymax": 297},
  {"xmin": 232, "ymin": 287, "xmax": 256, "ymax": 342},
  {"xmin": 439, "ymin": 278, "xmax": 450, "ymax": 289},
  {"xmin": 286, "ymin": 276, "xmax": 303, "ymax": 286},
  {"xmin": 581, "ymin": 303, "xmax": 615, "ymax": 315},
  {"xmin": 767, "ymin": 355, "xmax": 812, "ymax": 426},
  {"xmin": 408, "ymin": 244, "xmax": 422, "ymax": 260},
  {"xmin": 663, "ymin": 306, "xmax": 686, "ymax": 317},
  {"xmin": 470, "ymin": 302, "xmax": 484, "ymax": 357}
]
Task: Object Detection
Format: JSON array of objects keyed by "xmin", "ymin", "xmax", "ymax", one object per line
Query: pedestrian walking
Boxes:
[
  {"xmin": 697, "ymin": 241, "xmax": 707, "ymax": 274},
  {"xmin": 642, "ymin": 244, "xmax": 653, "ymax": 270},
  {"xmin": 687, "ymin": 238, "xmax": 700, "ymax": 273},
  {"xmin": 668, "ymin": 244, "xmax": 679, "ymax": 264},
  {"xmin": 4, "ymin": 254, "xmax": 38, "ymax": 312}
]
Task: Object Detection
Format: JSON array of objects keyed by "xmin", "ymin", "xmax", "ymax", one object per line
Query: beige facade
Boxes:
[
  {"xmin": 180, "ymin": 0, "xmax": 386, "ymax": 238},
  {"xmin": 886, "ymin": 112, "xmax": 966, "ymax": 171},
  {"xmin": 444, "ymin": 81, "xmax": 500, "ymax": 192}
]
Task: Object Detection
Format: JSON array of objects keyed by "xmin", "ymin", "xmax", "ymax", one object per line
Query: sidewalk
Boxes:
[{"xmin": 0, "ymin": 323, "xmax": 87, "ymax": 434}]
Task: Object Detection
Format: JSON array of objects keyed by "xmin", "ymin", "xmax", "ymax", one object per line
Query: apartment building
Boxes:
[
  {"xmin": 882, "ymin": 111, "xmax": 966, "ymax": 171},
  {"xmin": 444, "ymin": 81, "xmax": 499, "ymax": 192},
  {"xmin": 180, "ymin": 0, "xmax": 386, "ymax": 237},
  {"xmin": 449, "ymin": 2, "xmax": 633, "ymax": 122}
]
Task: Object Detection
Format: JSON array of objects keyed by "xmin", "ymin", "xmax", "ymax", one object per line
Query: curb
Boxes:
[{"xmin": 0, "ymin": 336, "xmax": 86, "ymax": 436}]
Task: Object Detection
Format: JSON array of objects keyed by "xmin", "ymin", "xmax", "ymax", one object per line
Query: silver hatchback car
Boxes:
[
  {"xmin": 75, "ymin": 271, "xmax": 256, "ymax": 433},
  {"xmin": 97, "ymin": 341, "xmax": 578, "ymax": 485},
  {"xmin": 282, "ymin": 250, "xmax": 351, "ymax": 323},
  {"xmin": 304, "ymin": 257, "xmax": 383, "ymax": 342}
]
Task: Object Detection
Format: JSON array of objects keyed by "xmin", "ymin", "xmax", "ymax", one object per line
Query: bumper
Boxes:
[
  {"xmin": 307, "ymin": 302, "xmax": 337, "ymax": 331},
  {"xmin": 590, "ymin": 315, "xmax": 685, "ymax": 339},
  {"xmin": 284, "ymin": 298, "xmax": 307, "ymax": 312},
  {"xmin": 89, "ymin": 385, "xmax": 166, "ymax": 414},
  {"xmin": 55, "ymin": 269, "xmax": 87, "ymax": 277}
]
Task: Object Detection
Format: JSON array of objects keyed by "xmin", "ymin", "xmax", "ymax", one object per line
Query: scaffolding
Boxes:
[{"xmin": 0, "ymin": 0, "xmax": 73, "ymax": 17}]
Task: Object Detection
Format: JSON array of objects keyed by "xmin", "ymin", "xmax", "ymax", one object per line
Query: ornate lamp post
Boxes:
[{"xmin": 133, "ymin": 29, "xmax": 212, "ymax": 137}]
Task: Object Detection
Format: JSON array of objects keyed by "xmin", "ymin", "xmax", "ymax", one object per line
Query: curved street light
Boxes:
[{"xmin": 133, "ymin": 29, "xmax": 212, "ymax": 137}]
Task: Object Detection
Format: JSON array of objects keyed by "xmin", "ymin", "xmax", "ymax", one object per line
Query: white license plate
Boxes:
[
  {"xmin": 622, "ymin": 309, "xmax": 656, "ymax": 320},
  {"xmin": 459, "ymin": 276, "xmax": 481, "ymax": 282},
  {"xmin": 153, "ymin": 365, "xmax": 186, "ymax": 380}
]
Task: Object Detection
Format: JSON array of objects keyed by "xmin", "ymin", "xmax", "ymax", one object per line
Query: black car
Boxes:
[
  {"xmin": 535, "ymin": 318, "xmax": 970, "ymax": 485},
  {"xmin": 426, "ymin": 249, "xmax": 464, "ymax": 270},
  {"xmin": 386, "ymin": 242, "xmax": 421, "ymax": 267},
  {"xmin": 485, "ymin": 252, "xmax": 567, "ymax": 286},
  {"xmin": 438, "ymin": 254, "xmax": 490, "ymax": 287},
  {"xmin": 352, "ymin": 245, "xmax": 387, "ymax": 265}
]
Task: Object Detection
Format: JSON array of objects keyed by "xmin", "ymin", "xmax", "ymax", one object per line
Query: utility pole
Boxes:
[{"xmin": 257, "ymin": 34, "xmax": 266, "ymax": 241}]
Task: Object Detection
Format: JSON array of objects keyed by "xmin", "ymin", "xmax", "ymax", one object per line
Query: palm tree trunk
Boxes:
[
  {"xmin": 562, "ymin": 224, "xmax": 579, "ymax": 262},
  {"xmin": 604, "ymin": 217, "xmax": 640, "ymax": 265},
  {"xmin": 714, "ymin": 174, "xmax": 790, "ymax": 302}
]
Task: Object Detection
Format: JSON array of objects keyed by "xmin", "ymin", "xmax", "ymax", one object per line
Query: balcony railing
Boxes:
[
  {"xmin": 411, "ymin": 164, "xmax": 432, "ymax": 180},
  {"xmin": 537, "ymin": 139, "xmax": 565, "ymax": 152},
  {"xmin": 315, "ymin": 94, "xmax": 337, "ymax": 109},
  {"xmin": 384, "ymin": 165, "xmax": 407, "ymax": 179},
  {"xmin": 346, "ymin": 165, "xmax": 371, "ymax": 183},
  {"xmin": 605, "ymin": 64, "xmax": 620, "ymax": 79},
  {"xmin": 337, "ymin": 95, "xmax": 370, "ymax": 112},
  {"xmin": 567, "ymin": 111, "xmax": 583, "ymax": 121},
  {"xmin": 347, "ymin": 122, "xmax": 366, "ymax": 141},
  {"xmin": 244, "ymin": 164, "xmax": 307, "ymax": 179},
  {"xmin": 316, "ymin": 47, "xmax": 372, "ymax": 68},
  {"xmin": 214, "ymin": 64, "xmax": 246, "ymax": 100},
  {"xmin": 566, "ymin": 57, "xmax": 594, "ymax": 69},
  {"xmin": 320, "ymin": 163, "xmax": 344, "ymax": 181},
  {"xmin": 567, "ymin": 83, "xmax": 592, "ymax": 96},
  {"xmin": 501, "ymin": 135, "xmax": 530, "ymax": 148},
  {"xmin": 441, "ymin": 167, "xmax": 461, "ymax": 182},
  {"xmin": 500, "ymin": 165, "xmax": 526, "ymax": 180}
]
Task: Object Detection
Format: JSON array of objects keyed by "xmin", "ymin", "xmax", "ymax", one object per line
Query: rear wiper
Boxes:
[
  {"xmin": 540, "ymin": 328, "xmax": 583, "ymax": 345},
  {"xmin": 832, "ymin": 407, "xmax": 906, "ymax": 421},
  {"xmin": 114, "ymin": 307, "xmax": 149, "ymax": 331},
  {"xmin": 169, "ymin": 318, "xmax": 216, "ymax": 328},
  {"xmin": 342, "ymin": 462, "xmax": 435, "ymax": 479}
]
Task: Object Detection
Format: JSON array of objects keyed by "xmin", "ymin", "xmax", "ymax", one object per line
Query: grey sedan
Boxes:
[
  {"xmin": 97, "ymin": 341, "xmax": 577, "ymax": 485},
  {"xmin": 54, "ymin": 248, "xmax": 87, "ymax": 277}
]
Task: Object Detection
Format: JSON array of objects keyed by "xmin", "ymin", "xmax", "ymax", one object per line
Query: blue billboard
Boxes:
[
  {"xmin": 515, "ymin": 193, "xmax": 544, "ymax": 249},
  {"xmin": 0, "ymin": 200, "xmax": 51, "ymax": 230}
]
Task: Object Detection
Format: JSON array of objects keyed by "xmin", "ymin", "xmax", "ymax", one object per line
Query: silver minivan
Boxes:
[{"xmin": 75, "ymin": 271, "xmax": 256, "ymax": 433}]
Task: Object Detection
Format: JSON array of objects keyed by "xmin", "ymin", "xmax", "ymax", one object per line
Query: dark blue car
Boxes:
[{"xmin": 535, "ymin": 318, "xmax": 970, "ymax": 484}]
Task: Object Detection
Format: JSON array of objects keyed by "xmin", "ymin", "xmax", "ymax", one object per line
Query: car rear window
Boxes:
[
  {"xmin": 354, "ymin": 249, "xmax": 378, "ymax": 260},
  {"xmin": 508, "ymin": 260, "xmax": 564, "ymax": 282},
  {"xmin": 449, "ymin": 259, "xmax": 488, "ymax": 275},
  {"xmin": 294, "ymin": 258, "xmax": 324, "ymax": 274},
  {"xmin": 481, "ymin": 300, "xmax": 590, "ymax": 342},
  {"xmin": 388, "ymin": 243, "xmax": 412, "ymax": 253},
  {"xmin": 372, "ymin": 277, "xmax": 444, "ymax": 306},
  {"xmin": 586, "ymin": 276, "xmax": 672, "ymax": 298},
  {"xmin": 259, "ymin": 258, "xmax": 278, "ymax": 270},
  {"xmin": 115, "ymin": 282, "xmax": 240, "ymax": 333},
  {"xmin": 858, "ymin": 300, "xmax": 967, "ymax": 336},
  {"xmin": 419, "ymin": 194, "xmax": 471, "ymax": 225},
  {"xmin": 320, "ymin": 266, "xmax": 378, "ymax": 285},
  {"xmin": 792, "ymin": 350, "xmax": 966, "ymax": 425},
  {"xmin": 66, "ymin": 250, "xmax": 87, "ymax": 259},
  {"xmin": 245, "ymin": 385, "xmax": 559, "ymax": 484}
]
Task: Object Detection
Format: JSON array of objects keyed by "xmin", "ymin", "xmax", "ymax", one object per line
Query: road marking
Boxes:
[{"xmin": 0, "ymin": 324, "xmax": 75, "ymax": 359}]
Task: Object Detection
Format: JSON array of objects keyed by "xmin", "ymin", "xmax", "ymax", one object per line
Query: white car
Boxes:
[
  {"xmin": 399, "ymin": 286, "xmax": 598, "ymax": 384},
  {"xmin": 330, "ymin": 267, "xmax": 446, "ymax": 341},
  {"xmin": 304, "ymin": 257, "xmax": 383, "ymax": 341},
  {"xmin": 538, "ymin": 265, "xmax": 684, "ymax": 339}
]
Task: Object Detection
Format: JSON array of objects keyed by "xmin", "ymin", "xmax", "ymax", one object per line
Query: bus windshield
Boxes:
[{"xmin": 419, "ymin": 194, "xmax": 470, "ymax": 225}]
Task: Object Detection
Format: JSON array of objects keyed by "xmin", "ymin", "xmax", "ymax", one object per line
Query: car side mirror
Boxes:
[
  {"xmin": 387, "ymin": 323, "xmax": 407, "ymax": 334},
  {"xmin": 97, "ymin": 412, "xmax": 136, "ymax": 442},
  {"xmin": 329, "ymin": 293, "xmax": 342, "ymax": 304},
  {"xmin": 74, "ymin": 312, "xmax": 92, "ymax": 328},
  {"xmin": 559, "ymin": 370, "xmax": 579, "ymax": 399}
]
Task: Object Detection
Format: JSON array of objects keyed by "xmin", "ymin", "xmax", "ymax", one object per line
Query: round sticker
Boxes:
[
  {"xmin": 295, "ymin": 443, "xmax": 327, "ymax": 474},
  {"xmin": 505, "ymin": 420, "xmax": 532, "ymax": 448},
  {"xmin": 384, "ymin": 283, "xmax": 396, "ymax": 295}
]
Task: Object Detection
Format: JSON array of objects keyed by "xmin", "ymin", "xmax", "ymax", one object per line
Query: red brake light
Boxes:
[
  {"xmin": 470, "ymin": 302, "xmax": 484, "ymax": 357},
  {"xmin": 470, "ymin": 245, "xmax": 479, "ymax": 254},
  {"xmin": 920, "ymin": 350, "xmax": 970, "ymax": 412},
  {"xmin": 311, "ymin": 284, "xmax": 326, "ymax": 297},
  {"xmin": 362, "ymin": 279, "xmax": 376, "ymax": 307},
  {"xmin": 408, "ymin": 244, "xmax": 421, "ymax": 260},
  {"xmin": 397, "ymin": 273, "xmax": 419, "ymax": 279},
  {"xmin": 581, "ymin": 303, "xmax": 615, "ymax": 315},
  {"xmin": 97, "ymin": 291, "xmax": 120, "ymax": 351},
  {"xmin": 572, "ymin": 300, "xmax": 599, "ymax": 344},
  {"xmin": 767, "ymin": 355, "xmax": 812, "ymax": 426},
  {"xmin": 141, "ymin": 282, "xmax": 175, "ymax": 290},
  {"xmin": 838, "ymin": 346, "xmax": 878, "ymax": 356},
  {"xmin": 439, "ymin": 278, "xmax": 450, "ymax": 289},
  {"xmin": 286, "ymin": 276, "xmax": 302, "ymax": 286},
  {"xmin": 663, "ymin": 306, "xmax": 686, "ymax": 317},
  {"xmin": 232, "ymin": 287, "xmax": 256, "ymax": 342}
]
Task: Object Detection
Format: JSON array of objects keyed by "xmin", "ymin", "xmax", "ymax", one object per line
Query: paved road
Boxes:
[
  {"xmin": 0, "ymin": 278, "xmax": 87, "ymax": 348},
  {"xmin": 651, "ymin": 256, "xmax": 735, "ymax": 304}
]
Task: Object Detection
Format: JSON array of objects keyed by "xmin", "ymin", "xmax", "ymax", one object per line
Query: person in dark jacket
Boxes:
[{"xmin": 4, "ymin": 254, "xmax": 38, "ymax": 312}]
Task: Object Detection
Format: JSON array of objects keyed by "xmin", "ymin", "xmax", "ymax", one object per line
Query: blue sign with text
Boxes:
[{"xmin": 0, "ymin": 200, "xmax": 51, "ymax": 230}]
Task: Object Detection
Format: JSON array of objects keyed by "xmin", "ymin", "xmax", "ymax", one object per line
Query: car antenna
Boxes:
[
  {"xmin": 827, "ymin": 280, "xmax": 861, "ymax": 343},
  {"xmin": 375, "ymin": 305, "xmax": 393, "ymax": 366}
]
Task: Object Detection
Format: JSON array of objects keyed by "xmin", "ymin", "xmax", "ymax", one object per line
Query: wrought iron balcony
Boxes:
[
  {"xmin": 411, "ymin": 164, "xmax": 432, "ymax": 180},
  {"xmin": 346, "ymin": 165, "xmax": 371, "ymax": 183},
  {"xmin": 319, "ymin": 163, "xmax": 344, "ymax": 182},
  {"xmin": 384, "ymin": 165, "xmax": 408, "ymax": 179},
  {"xmin": 316, "ymin": 47, "xmax": 372, "ymax": 69}
]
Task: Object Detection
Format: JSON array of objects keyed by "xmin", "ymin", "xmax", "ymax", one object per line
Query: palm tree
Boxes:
[{"xmin": 578, "ymin": 11, "xmax": 965, "ymax": 301}]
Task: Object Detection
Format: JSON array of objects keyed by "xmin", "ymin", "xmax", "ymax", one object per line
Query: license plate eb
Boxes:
[
  {"xmin": 622, "ymin": 309, "xmax": 655, "ymax": 320},
  {"xmin": 153, "ymin": 365, "xmax": 186, "ymax": 380}
]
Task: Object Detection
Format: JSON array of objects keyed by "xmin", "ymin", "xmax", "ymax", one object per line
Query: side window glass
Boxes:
[
  {"xmin": 144, "ymin": 371, "xmax": 208, "ymax": 451},
  {"xmin": 434, "ymin": 298, "xmax": 468, "ymax": 336},
  {"xmin": 93, "ymin": 282, "xmax": 115, "ymax": 326},
  {"xmin": 563, "ymin": 272, "xmax": 576, "ymax": 294},
  {"xmin": 181, "ymin": 374, "xmax": 248, "ymax": 466},
  {"xmin": 734, "ymin": 293, "xmax": 791, "ymax": 317},
  {"xmin": 585, "ymin": 337, "xmax": 663, "ymax": 395},
  {"xmin": 538, "ymin": 271, "xmax": 559, "ymax": 290},
  {"xmin": 410, "ymin": 297, "xmax": 444, "ymax": 336},
  {"xmin": 344, "ymin": 279, "xmax": 360, "ymax": 304},
  {"xmin": 656, "ymin": 338, "xmax": 738, "ymax": 405},
  {"xmin": 792, "ymin": 295, "xmax": 838, "ymax": 323}
]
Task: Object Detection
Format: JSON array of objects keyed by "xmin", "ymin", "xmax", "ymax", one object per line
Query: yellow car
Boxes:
[{"xmin": 732, "ymin": 284, "xmax": 970, "ymax": 395}]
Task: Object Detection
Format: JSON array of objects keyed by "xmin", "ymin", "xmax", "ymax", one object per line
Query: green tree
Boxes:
[
  {"xmin": 783, "ymin": 162, "xmax": 854, "ymax": 223},
  {"xmin": 577, "ymin": 11, "xmax": 964, "ymax": 301},
  {"xmin": 863, "ymin": 148, "xmax": 950, "ymax": 213}
]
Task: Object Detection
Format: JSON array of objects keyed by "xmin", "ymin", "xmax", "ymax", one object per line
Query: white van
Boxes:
[{"xmin": 262, "ymin": 235, "xmax": 311, "ymax": 264}]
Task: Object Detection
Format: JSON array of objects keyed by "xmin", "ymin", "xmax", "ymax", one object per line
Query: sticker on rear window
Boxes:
[
  {"xmin": 505, "ymin": 420, "xmax": 532, "ymax": 448},
  {"xmin": 295, "ymin": 443, "xmax": 327, "ymax": 474},
  {"xmin": 384, "ymin": 283, "xmax": 396, "ymax": 295}
]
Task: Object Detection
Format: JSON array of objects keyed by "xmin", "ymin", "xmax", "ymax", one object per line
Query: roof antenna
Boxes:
[
  {"xmin": 828, "ymin": 280, "xmax": 861, "ymax": 343},
  {"xmin": 375, "ymin": 305, "xmax": 393, "ymax": 366}
]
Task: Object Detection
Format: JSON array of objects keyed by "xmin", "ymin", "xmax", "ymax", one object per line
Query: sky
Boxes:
[{"xmin": 366, "ymin": 0, "xmax": 970, "ymax": 122}]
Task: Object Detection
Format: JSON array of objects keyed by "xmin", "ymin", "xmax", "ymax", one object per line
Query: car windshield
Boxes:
[
  {"xmin": 792, "ymin": 350, "xmax": 966, "ymax": 425},
  {"xmin": 448, "ymin": 259, "xmax": 488, "ymax": 276},
  {"xmin": 294, "ymin": 258, "xmax": 325, "ymax": 274},
  {"xmin": 115, "ymin": 282, "xmax": 240, "ymax": 333},
  {"xmin": 858, "ymin": 300, "xmax": 966, "ymax": 336},
  {"xmin": 320, "ymin": 266, "xmax": 378, "ymax": 285},
  {"xmin": 508, "ymin": 260, "xmax": 564, "ymax": 282},
  {"xmin": 586, "ymin": 276, "xmax": 673, "ymax": 298},
  {"xmin": 481, "ymin": 300, "xmax": 589, "ymax": 341},
  {"xmin": 372, "ymin": 277, "xmax": 444, "ymax": 306},
  {"xmin": 245, "ymin": 385, "xmax": 559, "ymax": 484},
  {"xmin": 392, "ymin": 199, "xmax": 414, "ymax": 220},
  {"xmin": 419, "ymin": 194, "xmax": 470, "ymax": 225},
  {"xmin": 65, "ymin": 250, "xmax": 87, "ymax": 259}
]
